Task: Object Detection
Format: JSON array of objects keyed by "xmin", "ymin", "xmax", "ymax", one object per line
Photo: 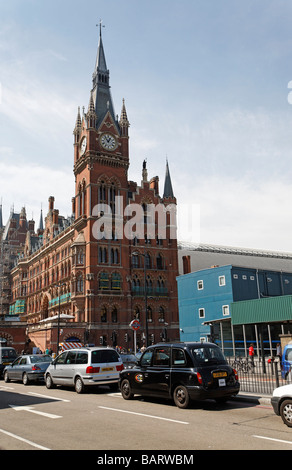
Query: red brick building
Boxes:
[{"xmin": 7, "ymin": 28, "xmax": 179, "ymax": 353}]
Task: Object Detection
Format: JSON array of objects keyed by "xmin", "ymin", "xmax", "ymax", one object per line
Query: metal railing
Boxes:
[{"xmin": 227, "ymin": 356, "xmax": 292, "ymax": 395}]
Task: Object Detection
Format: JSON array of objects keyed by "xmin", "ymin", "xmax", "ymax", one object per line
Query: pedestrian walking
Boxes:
[{"xmin": 249, "ymin": 343, "xmax": 255, "ymax": 366}]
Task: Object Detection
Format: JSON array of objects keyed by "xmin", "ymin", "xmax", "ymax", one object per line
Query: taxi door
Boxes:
[{"xmin": 139, "ymin": 346, "xmax": 171, "ymax": 397}]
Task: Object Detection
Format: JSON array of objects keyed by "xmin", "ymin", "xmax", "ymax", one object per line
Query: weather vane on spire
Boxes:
[{"xmin": 96, "ymin": 19, "xmax": 105, "ymax": 37}]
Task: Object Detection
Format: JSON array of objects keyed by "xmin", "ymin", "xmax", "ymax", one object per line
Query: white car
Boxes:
[
  {"xmin": 271, "ymin": 384, "xmax": 292, "ymax": 427},
  {"xmin": 45, "ymin": 347, "xmax": 123, "ymax": 393}
]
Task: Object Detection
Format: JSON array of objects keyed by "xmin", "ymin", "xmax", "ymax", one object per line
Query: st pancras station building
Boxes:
[{"xmin": 0, "ymin": 26, "xmax": 179, "ymax": 353}]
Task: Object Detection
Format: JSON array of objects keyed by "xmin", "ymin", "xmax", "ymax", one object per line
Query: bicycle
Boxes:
[
  {"xmin": 231, "ymin": 356, "xmax": 247, "ymax": 372},
  {"xmin": 231, "ymin": 356, "xmax": 255, "ymax": 374},
  {"xmin": 244, "ymin": 357, "xmax": 255, "ymax": 374}
]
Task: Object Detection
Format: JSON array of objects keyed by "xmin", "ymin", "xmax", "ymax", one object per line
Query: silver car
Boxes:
[
  {"xmin": 4, "ymin": 354, "xmax": 52, "ymax": 385},
  {"xmin": 45, "ymin": 347, "xmax": 123, "ymax": 393}
]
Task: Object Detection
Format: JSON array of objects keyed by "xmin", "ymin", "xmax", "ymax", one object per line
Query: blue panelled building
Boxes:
[{"xmin": 177, "ymin": 245, "xmax": 292, "ymax": 356}]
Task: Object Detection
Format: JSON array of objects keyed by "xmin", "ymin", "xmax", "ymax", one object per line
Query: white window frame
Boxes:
[
  {"xmin": 197, "ymin": 280, "xmax": 204, "ymax": 290},
  {"xmin": 219, "ymin": 275, "xmax": 226, "ymax": 287},
  {"xmin": 198, "ymin": 308, "xmax": 205, "ymax": 319},
  {"xmin": 222, "ymin": 305, "xmax": 230, "ymax": 316}
]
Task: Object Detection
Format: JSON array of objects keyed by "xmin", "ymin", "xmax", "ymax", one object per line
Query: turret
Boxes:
[
  {"xmin": 86, "ymin": 92, "xmax": 97, "ymax": 129},
  {"xmin": 73, "ymin": 107, "xmax": 82, "ymax": 144},
  {"xmin": 119, "ymin": 99, "xmax": 130, "ymax": 137},
  {"xmin": 163, "ymin": 160, "xmax": 175, "ymax": 200}
]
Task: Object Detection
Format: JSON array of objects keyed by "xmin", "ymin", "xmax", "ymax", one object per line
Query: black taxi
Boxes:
[
  {"xmin": 0, "ymin": 347, "xmax": 17, "ymax": 378},
  {"xmin": 119, "ymin": 342, "xmax": 240, "ymax": 408}
]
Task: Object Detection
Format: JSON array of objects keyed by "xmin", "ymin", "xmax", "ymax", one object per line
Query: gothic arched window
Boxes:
[
  {"xmin": 101, "ymin": 306, "xmax": 107, "ymax": 322},
  {"xmin": 111, "ymin": 273, "xmax": 122, "ymax": 290},
  {"xmin": 76, "ymin": 274, "xmax": 84, "ymax": 294},
  {"xmin": 99, "ymin": 272, "xmax": 109, "ymax": 290},
  {"xmin": 111, "ymin": 307, "xmax": 118, "ymax": 323}
]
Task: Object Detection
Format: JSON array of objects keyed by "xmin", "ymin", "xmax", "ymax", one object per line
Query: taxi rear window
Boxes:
[{"xmin": 192, "ymin": 346, "xmax": 226, "ymax": 365}]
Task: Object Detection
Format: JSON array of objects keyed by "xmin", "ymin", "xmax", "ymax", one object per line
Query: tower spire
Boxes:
[
  {"xmin": 163, "ymin": 159, "xmax": 175, "ymax": 199},
  {"xmin": 91, "ymin": 23, "xmax": 116, "ymax": 128},
  {"xmin": 38, "ymin": 206, "xmax": 44, "ymax": 232}
]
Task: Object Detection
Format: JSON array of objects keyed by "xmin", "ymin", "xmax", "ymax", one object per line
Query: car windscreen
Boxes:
[
  {"xmin": 0, "ymin": 349, "xmax": 17, "ymax": 360},
  {"xmin": 91, "ymin": 349, "xmax": 120, "ymax": 363},
  {"xmin": 29, "ymin": 355, "xmax": 52, "ymax": 363},
  {"xmin": 191, "ymin": 346, "xmax": 226, "ymax": 365},
  {"xmin": 285, "ymin": 348, "xmax": 292, "ymax": 362}
]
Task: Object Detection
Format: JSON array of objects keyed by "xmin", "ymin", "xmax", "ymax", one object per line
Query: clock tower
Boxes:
[
  {"xmin": 73, "ymin": 24, "xmax": 130, "ymax": 221},
  {"xmin": 69, "ymin": 25, "xmax": 179, "ymax": 346}
]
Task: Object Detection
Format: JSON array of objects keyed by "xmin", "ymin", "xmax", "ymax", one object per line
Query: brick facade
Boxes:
[{"xmin": 4, "ymin": 30, "xmax": 179, "ymax": 353}]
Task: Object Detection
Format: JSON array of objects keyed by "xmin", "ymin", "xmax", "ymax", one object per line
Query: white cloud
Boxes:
[
  {"xmin": 0, "ymin": 161, "xmax": 73, "ymax": 224},
  {"xmin": 1, "ymin": 79, "xmax": 75, "ymax": 145},
  {"xmin": 177, "ymin": 174, "xmax": 292, "ymax": 252}
]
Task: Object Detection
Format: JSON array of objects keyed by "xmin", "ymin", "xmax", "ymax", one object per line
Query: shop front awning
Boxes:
[{"xmin": 39, "ymin": 314, "xmax": 75, "ymax": 323}]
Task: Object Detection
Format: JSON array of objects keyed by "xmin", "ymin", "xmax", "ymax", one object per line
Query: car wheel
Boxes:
[
  {"xmin": 173, "ymin": 385, "xmax": 190, "ymax": 409},
  {"xmin": 280, "ymin": 399, "xmax": 292, "ymax": 427},
  {"xmin": 4, "ymin": 371, "xmax": 10, "ymax": 383},
  {"xmin": 45, "ymin": 374, "xmax": 55, "ymax": 389},
  {"xmin": 121, "ymin": 379, "xmax": 134, "ymax": 400},
  {"xmin": 75, "ymin": 376, "xmax": 85, "ymax": 394},
  {"xmin": 22, "ymin": 373, "xmax": 30, "ymax": 386}
]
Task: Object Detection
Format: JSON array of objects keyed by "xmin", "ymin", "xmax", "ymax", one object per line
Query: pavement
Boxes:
[{"xmin": 235, "ymin": 392, "xmax": 272, "ymax": 406}]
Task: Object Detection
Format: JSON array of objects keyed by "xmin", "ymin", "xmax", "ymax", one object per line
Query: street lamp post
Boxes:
[
  {"xmin": 54, "ymin": 282, "xmax": 66, "ymax": 355},
  {"xmin": 57, "ymin": 294, "xmax": 61, "ymax": 355}
]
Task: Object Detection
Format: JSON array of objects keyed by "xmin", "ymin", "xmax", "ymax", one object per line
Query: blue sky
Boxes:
[{"xmin": 1, "ymin": 0, "xmax": 292, "ymax": 251}]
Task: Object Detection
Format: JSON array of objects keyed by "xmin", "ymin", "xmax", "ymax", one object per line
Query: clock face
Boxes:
[
  {"xmin": 100, "ymin": 133, "xmax": 117, "ymax": 151},
  {"xmin": 80, "ymin": 136, "xmax": 87, "ymax": 155}
]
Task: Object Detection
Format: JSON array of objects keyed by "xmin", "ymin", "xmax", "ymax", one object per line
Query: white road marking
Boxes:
[
  {"xmin": 0, "ymin": 428, "xmax": 50, "ymax": 450},
  {"xmin": 0, "ymin": 386, "xmax": 15, "ymax": 390},
  {"xmin": 98, "ymin": 406, "xmax": 189, "ymax": 424},
  {"xmin": 253, "ymin": 435, "xmax": 292, "ymax": 445},
  {"xmin": 9, "ymin": 404, "xmax": 62, "ymax": 419},
  {"xmin": 28, "ymin": 391, "xmax": 70, "ymax": 402}
]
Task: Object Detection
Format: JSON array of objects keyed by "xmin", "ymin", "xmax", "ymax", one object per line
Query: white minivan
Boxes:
[{"xmin": 45, "ymin": 347, "xmax": 123, "ymax": 393}]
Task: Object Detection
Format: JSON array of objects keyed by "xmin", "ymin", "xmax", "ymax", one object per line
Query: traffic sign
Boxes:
[{"xmin": 130, "ymin": 319, "xmax": 141, "ymax": 331}]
